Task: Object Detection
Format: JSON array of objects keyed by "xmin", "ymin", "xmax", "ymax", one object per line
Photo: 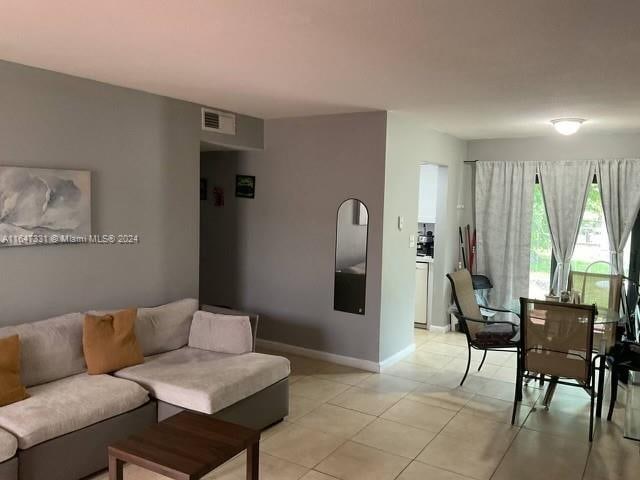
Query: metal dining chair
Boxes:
[
  {"xmin": 569, "ymin": 262, "xmax": 629, "ymax": 418},
  {"xmin": 568, "ymin": 261, "xmax": 623, "ymax": 316},
  {"xmin": 512, "ymin": 298, "xmax": 598, "ymax": 441},
  {"xmin": 606, "ymin": 340, "xmax": 640, "ymax": 421},
  {"xmin": 447, "ymin": 269, "xmax": 520, "ymax": 387}
]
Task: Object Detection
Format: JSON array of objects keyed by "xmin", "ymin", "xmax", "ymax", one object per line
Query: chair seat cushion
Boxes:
[
  {"xmin": 0, "ymin": 428, "xmax": 17, "ymax": 463},
  {"xmin": 0, "ymin": 373, "xmax": 149, "ymax": 449},
  {"xmin": 475, "ymin": 323, "xmax": 518, "ymax": 347},
  {"xmin": 115, "ymin": 347, "xmax": 290, "ymax": 414}
]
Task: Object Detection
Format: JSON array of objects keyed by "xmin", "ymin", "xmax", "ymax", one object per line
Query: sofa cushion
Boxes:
[
  {"xmin": 115, "ymin": 347, "xmax": 290, "ymax": 414},
  {"xmin": 0, "ymin": 335, "xmax": 29, "ymax": 407},
  {"xmin": 0, "ymin": 313, "xmax": 85, "ymax": 387},
  {"xmin": 188, "ymin": 311, "xmax": 253, "ymax": 354},
  {"xmin": 0, "ymin": 428, "xmax": 17, "ymax": 463},
  {"xmin": 0, "ymin": 373, "xmax": 149, "ymax": 449},
  {"xmin": 137, "ymin": 299, "xmax": 198, "ymax": 356},
  {"xmin": 91, "ymin": 298, "xmax": 199, "ymax": 357},
  {"xmin": 83, "ymin": 309, "xmax": 143, "ymax": 374}
]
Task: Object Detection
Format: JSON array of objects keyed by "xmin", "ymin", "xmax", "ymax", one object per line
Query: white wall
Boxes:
[
  {"xmin": 380, "ymin": 112, "xmax": 467, "ymax": 361},
  {"xmin": 469, "ymin": 132, "xmax": 640, "ymax": 163}
]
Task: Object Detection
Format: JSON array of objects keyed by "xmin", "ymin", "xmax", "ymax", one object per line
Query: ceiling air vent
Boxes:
[{"xmin": 201, "ymin": 108, "xmax": 236, "ymax": 135}]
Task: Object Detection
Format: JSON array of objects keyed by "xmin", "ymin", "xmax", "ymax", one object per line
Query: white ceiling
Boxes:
[{"xmin": 2, "ymin": 0, "xmax": 640, "ymax": 139}]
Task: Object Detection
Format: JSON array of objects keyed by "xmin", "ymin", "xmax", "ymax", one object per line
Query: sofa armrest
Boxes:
[{"xmin": 199, "ymin": 304, "xmax": 259, "ymax": 352}]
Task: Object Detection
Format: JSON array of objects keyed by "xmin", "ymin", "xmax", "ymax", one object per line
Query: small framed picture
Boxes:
[{"xmin": 235, "ymin": 175, "xmax": 255, "ymax": 199}]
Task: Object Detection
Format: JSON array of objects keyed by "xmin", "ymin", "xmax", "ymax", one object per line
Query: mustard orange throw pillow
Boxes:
[
  {"xmin": 0, "ymin": 335, "xmax": 29, "ymax": 407},
  {"xmin": 83, "ymin": 309, "xmax": 144, "ymax": 374}
]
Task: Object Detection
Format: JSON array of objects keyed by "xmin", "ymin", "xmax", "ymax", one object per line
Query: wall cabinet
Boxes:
[{"xmin": 418, "ymin": 164, "xmax": 438, "ymax": 224}]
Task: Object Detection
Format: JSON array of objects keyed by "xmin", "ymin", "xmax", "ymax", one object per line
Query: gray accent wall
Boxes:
[
  {"xmin": 200, "ymin": 111, "xmax": 469, "ymax": 364},
  {"xmin": 0, "ymin": 60, "xmax": 201, "ymax": 326},
  {"xmin": 380, "ymin": 112, "xmax": 467, "ymax": 361},
  {"xmin": 200, "ymin": 112, "xmax": 387, "ymax": 362}
]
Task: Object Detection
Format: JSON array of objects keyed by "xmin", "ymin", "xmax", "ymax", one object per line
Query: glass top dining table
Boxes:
[
  {"xmin": 504, "ymin": 299, "xmax": 622, "ymax": 354},
  {"xmin": 592, "ymin": 310, "xmax": 623, "ymax": 354},
  {"xmin": 506, "ymin": 298, "xmax": 624, "ymax": 416}
]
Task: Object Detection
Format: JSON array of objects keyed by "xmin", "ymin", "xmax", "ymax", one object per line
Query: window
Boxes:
[
  {"xmin": 570, "ymin": 183, "xmax": 611, "ymax": 274},
  {"xmin": 529, "ymin": 179, "xmax": 634, "ymax": 298}
]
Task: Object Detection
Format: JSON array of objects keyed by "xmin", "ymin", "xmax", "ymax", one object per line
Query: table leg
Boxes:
[
  {"xmin": 246, "ymin": 441, "xmax": 259, "ymax": 480},
  {"xmin": 542, "ymin": 376, "xmax": 558, "ymax": 409},
  {"xmin": 109, "ymin": 456, "xmax": 124, "ymax": 480},
  {"xmin": 596, "ymin": 355, "xmax": 606, "ymax": 418}
]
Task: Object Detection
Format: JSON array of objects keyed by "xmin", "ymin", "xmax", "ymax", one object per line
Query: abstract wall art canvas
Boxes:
[{"xmin": 0, "ymin": 167, "xmax": 91, "ymax": 247}]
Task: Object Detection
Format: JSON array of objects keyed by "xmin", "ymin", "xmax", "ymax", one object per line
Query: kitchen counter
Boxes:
[{"xmin": 416, "ymin": 255, "xmax": 433, "ymax": 264}]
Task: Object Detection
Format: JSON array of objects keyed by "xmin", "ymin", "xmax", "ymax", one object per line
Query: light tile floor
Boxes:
[{"xmin": 92, "ymin": 329, "xmax": 640, "ymax": 480}]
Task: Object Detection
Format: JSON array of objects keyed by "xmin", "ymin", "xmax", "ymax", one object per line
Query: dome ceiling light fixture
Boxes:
[{"xmin": 551, "ymin": 118, "xmax": 586, "ymax": 136}]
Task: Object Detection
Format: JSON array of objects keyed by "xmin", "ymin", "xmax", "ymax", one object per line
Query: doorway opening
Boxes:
[
  {"xmin": 414, "ymin": 163, "xmax": 449, "ymax": 330},
  {"xmin": 199, "ymin": 143, "xmax": 244, "ymax": 309}
]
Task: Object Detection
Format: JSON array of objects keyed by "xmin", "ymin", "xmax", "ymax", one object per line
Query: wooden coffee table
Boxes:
[{"xmin": 108, "ymin": 411, "xmax": 260, "ymax": 480}]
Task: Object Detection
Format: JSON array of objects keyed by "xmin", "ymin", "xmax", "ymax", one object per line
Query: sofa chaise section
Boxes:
[
  {"xmin": 115, "ymin": 347, "xmax": 290, "ymax": 428},
  {"xmin": 0, "ymin": 428, "xmax": 17, "ymax": 465},
  {"xmin": 0, "ymin": 428, "xmax": 17, "ymax": 480}
]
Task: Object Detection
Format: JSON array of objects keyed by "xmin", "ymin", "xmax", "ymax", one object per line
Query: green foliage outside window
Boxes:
[
  {"xmin": 530, "ymin": 181, "xmax": 612, "ymax": 299},
  {"xmin": 530, "ymin": 184, "xmax": 551, "ymax": 274}
]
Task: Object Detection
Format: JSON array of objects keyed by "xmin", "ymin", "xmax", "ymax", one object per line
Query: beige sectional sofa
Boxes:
[
  {"xmin": 0, "ymin": 429, "xmax": 17, "ymax": 480},
  {"xmin": 0, "ymin": 299, "xmax": 290, "ymax": 480}
]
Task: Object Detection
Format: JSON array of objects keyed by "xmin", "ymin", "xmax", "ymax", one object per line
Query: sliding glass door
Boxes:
[
  {"xmin": 529, "ymin": 176, "xmax": 635, "ymax": 297},
  {"xmin": 570, "ymin": 183, "xmax": 612, "ymax": 274}
]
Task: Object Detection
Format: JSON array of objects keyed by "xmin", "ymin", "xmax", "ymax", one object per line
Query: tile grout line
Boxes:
[
  {"xmin": 291, "ymin": 366, "xmax": 460, "ymax": 478},
  {"xmin": 284, "ymin": 334, "xmax": 602, "ymax": 480},
  {"xmin": 485, "ymin": 398, "xmax": 535, "ymax": 480},
  {"xmin": 283, "ymin": 372, "xmax": 409, "ymax": 474},
  {"xmin": 405, "ymin": 371, "xmax": 534, "ymax": 480},
  {"xmin": 408, "ymin": 395, "xmax": 476, "ymax": 468}
]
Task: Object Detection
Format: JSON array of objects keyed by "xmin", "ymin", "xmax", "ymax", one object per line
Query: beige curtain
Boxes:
[
  {"xmin": 538, "ymin": 160, "xmax": 596, "ymax": 293},
  {"xmin": 597, "ymin": 159, "xmax": 640, "ymax": 274},
  {"xmin": 475, "ymin": 161, "xmax": 537, "ymax": 308}
]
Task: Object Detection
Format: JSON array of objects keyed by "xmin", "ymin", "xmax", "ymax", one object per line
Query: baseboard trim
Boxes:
[
  {"xmin": 428, "ymin": 324, "xmax": 451, "ymax": 333},
  {"xmin": 379, "ymin": 343, "xmax": 416, "ymax": 370},
  {"xmin": 256, "ymin": 339, "xmax": 381, "ymax": 372}
]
